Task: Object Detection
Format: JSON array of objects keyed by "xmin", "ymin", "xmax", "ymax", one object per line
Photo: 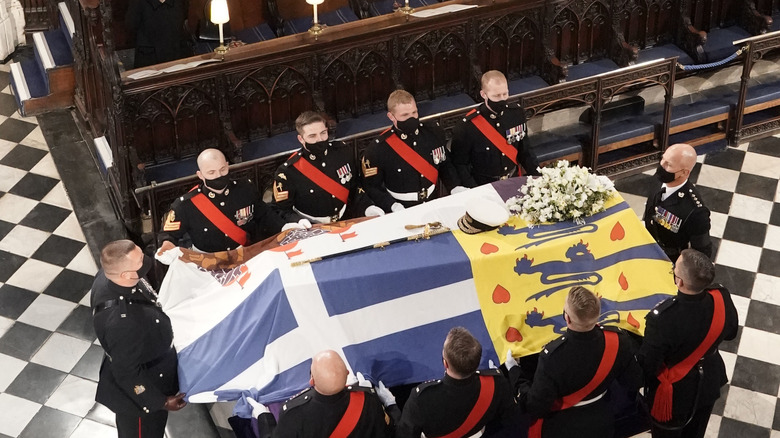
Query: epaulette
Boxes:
[
  {"xmin": 687, "ymin": 186, "xmax": 704, "ymax": 208},
  {"xmin": 413, "ymin": 378, "xmax": 442, "ymax": 394},
  {"xmin": 282, "ymin": 151, "xmax": 303, "ymax": 167},
  {"xmin": 176, "ymin": 188, "xmax": 200, "ymax": 203},
  {"xmin": 541, "ymin": 335, "xmax": 567, "ymax": 355},
  {"xmin": 475, "ymin": 368, "xmax": 502, "ymax": 377},
  {"xmin": 377, "ymin": 127, "xmax": 394, "ymax": 142},
  {"xmin": 600, "ymin": 325, "xmax": 624, "ymax": 334},
  {"xmin": 345, "ymin": 385, "xmax": 377, "ymax": 394},
  {"xmin": 648, "ymin": 297, "xmax": 677, "ymax": 318},
  {"xmin": 463, "ymin": 109, "xmax": 479, "ymax": 122},
  {"xmin": 281, "ymin": 387, "xmax": 314, "ymax": 412}
]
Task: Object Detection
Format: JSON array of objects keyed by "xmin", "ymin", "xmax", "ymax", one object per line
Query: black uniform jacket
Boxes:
[
  {"xmin": 91, "ymin": 272, "xmax": 179, "ymax": 416},
  {"xmin": 160, "ymin": 179, "xmax": 285, "ymax": 252},
  {"xmin": 125, "ymin": 0, "xmax": 192, "ymax": 68},
  {"xmin": 272, "ymin": 386, "xmax": 392, "ymax": 438},
  {"xmin": 638, "ymin": 286, "xmax": 738, "ymax": 424},
  {"xmin": 272, "ymin": 142, "xmax": 362, "ymax": 223},
  {"xmin": 511, "ymin": 326, "xmax": 642, "ymax": 438},
  {"xmin": 361, "ymin": 121, "xmax": 458, "ymax": 212},
  {"xmin": 644, "ymin": 180, "xmax": 712, "ymax": 259},
  {"xmin": 450, "ymin": 102, "xmax": 536, "ymax": 187},
  {"xmin": 397, "ymin": 369, "xmax": 518, "ymax": 438}
]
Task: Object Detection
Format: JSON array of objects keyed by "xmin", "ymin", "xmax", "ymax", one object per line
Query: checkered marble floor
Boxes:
[{"xmin": 1, "ymin": 58, "xmax": 780, "ymax": 437}]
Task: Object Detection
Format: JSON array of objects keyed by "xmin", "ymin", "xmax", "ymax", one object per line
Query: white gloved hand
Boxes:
[
  {"xmin": 356, "ymin": 372, "xmax": 372, "ymax": 388},
  {"xmin": 390, "ymin": 202, "xmax": 405, "ymax": 213},
  {"xmin": 364, "ymin": 205, "xmax": 385, "ymax": 217},
  {"xmin": 246, "ymin": 397, "xmax": 270, "ymax": 418},
  {"xmin": 376, "ymin": 381, "xmax": 396, "ymax": 407},
  {"xmin": 154, "ymin": 245, "xmax": 182, "ymax": 266},
  {"xmin": 488, "ymin": 360, "xmax": 497, "ymax": 369},
  {"xmin": 298, "ymin": 219, "xmax": 313, "ymax": 229},
  {"xmin": 450, "ymin": 186, "xmax": 468, "ymax": 194},
  {"xmin": 281, "ymin": 222, "xmax": 304, "ymax": 232},
  {"xmin": 505, "ymin": 348, "xmax": 519, "ymax": 370}
]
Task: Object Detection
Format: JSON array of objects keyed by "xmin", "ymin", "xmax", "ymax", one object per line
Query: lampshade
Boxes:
[
  {"xmin": 210, "ymin": 0, "xmax": 230, "ymax": 25},
  {"xmin": 306, "ymin": 0, "xmax": 324, "ymax": 5}
]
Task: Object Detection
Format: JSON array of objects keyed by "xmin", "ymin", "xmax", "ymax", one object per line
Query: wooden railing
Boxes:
[{"xmin": 21, "ymin": 0, "xmax": 53, "ymax": 32}]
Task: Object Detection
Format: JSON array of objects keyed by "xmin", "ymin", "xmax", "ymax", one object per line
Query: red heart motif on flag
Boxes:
[
  {"xmin": 610, "ymin": 222, "xmax": 625, "ymax": 241},
  {"xmin": 627, "ymin": 312, "xmax": 640, "ymax": 329},
  {"xmin": 480, "ymin": 243, "xmax": 499, "ymax": 254},
  {"xmin": 618, "ymin": 272, "xmax": 629, "ymax": 290},
  {"xmin": 492, "ymin": 285, "xmax": 511, "ymax": 304},
  {"xmin": 505, "ymin": 327, "xmax": 523, "ymax": 342}
]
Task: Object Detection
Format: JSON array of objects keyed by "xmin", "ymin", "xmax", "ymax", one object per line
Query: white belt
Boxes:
[
  {"xmin": 293, "ymin": 204, "xmax": 346, "ymax": 224},
  {"xmin": 386, "ymin": 183, "xmax": 436, "ymax": 202},
  {"xmin": 421, "ymin": 426, "xmax": 484, "ymax": 438},
  {"xmin": 573, "ymin": 390, "xmax": 607, "ymax": 407}
]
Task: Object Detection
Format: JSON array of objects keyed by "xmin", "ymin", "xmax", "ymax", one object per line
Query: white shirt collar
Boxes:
[{"xmin": 661, "ymin": 179, "xmax": 687, "ymax": 201}]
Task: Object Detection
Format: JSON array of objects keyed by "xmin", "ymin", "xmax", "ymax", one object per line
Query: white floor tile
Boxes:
[
  {"xmin": 731, "ymin": 294, "xmax": 751, "ymax": 327},
  {"xmin": 5, "ymin": 258, "xmax": 63, "ymax": 293},
  {"xmin": 32, "ymin": 332, "xmax": 92, "ymax": 373},
  {"xmin": 66, "ymin": 245, "xmax": 99, "ymax": 276},
  {"xmin": 0, "ymin": 393, "xmax": 42, "ymax": 437},
  {"xmin": 764, "ymin": 224, "xmax": 780, "ymax": 252},
  {"xmin": 737, "ymin": 327, "xmax": 780, "ymax": 365},
  {"xmin": 0, "ymin": 138, "xmax": 16, "ymax": 160},
  {"xmin": 720, "ymin": 350, "xmax": 737, "ymax": 382},
  {"xmin": 16, "ymin": 294, "xmax": 77, "ymax": 331},
  {"xmin": 750, "ymin": 273, "xmax": 780, "ymax": 307},
  {"xmin": 0, "ymin": 352, "xmax": 28, "ymax": 392},
  {"xmin": 771, "ymin": 430, "xmax": 780, "ymax": 438},
  {"xmin": 69, "ymin": 418, "xmax": 117, "ymax": 438},
  {"xmin": 85, "ymin": 402, "xmax": 116, "ymax": 427},
  {"xmin": 79, "ymin": 290, "xmax": 92, "ymax": 307},
  {"xmin": 703, "ymin": 414, "xmax": 720, "ymax": 438},
  {"xmin": 0, "ymin": 192, "xmax": 38, "ymax": 223},
  {"xmin": 714, "ymin": 240, "xmax": 762, "ymax": 273},
  {"xmin": 740, "ymin": 150, "xmax": 780, "ymax": 179},
  {"xmin": 709, "ymin": 211, "xmax": 728, "ymax": 239},
  {"xmin": 40, "ymin": 181, "xmax": 72, "ymax": 210},
  {"xmin": 721, "ymin": 385, "xmax": 776, "ymax": 428},
  {"xmin": 728, "ymin": 193, "xmax": 774, "ymax": 224},
  {"xmin": 53, "ymin": 212, "xmax": 87, "ymax": 243},
  {"xmin": 29, "ymin": 152, "xmax": 60, "ymax": 179},
  {"xmin": 0, "ymin": 314, "xmax": 12, "ymax": 338},
  {"xmin": 0, "ymin": 224, "xmax": 50, "ymax": 257},
  {"xmin": 45, "ymin": 375, "xmax": 98, "ymax": 417},
  {"xmin": 695, "ymin": 164, "xmax": 740, "ymax": 192},
  {"xmin": 20, "ymin": 126, "xmax": 48, "ymax": 150},
  {"xmin": 10, "ymin": 110, "xmax": 38, "ymax": 124},
  {"xmin": 0, "ymin": 163, "xmax": 26, "ymax": 192}
]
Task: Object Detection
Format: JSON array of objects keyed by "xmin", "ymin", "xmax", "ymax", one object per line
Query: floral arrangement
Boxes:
[{"xmin": 507, "ymin": 160, "xmax": 616, "ymax": 224}]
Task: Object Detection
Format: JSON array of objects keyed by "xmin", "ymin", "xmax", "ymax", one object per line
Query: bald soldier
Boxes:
[
  {"xmin": 272, "ymin": 350, "xmax": 394, "ymax": 437},
  {"xmin": 644, "ymin": 143, "xmax": 712, "ymax": 261},
  {"xmin": 450, "ymin": 70, "xmax": 536, "ymax": 189},
  {"xmin": 159, "ymin": 148, "xmax": 288, "ymax": 253}
]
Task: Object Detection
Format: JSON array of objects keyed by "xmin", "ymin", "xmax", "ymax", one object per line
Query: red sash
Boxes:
[
  {"xmin": 385, "ymin": 133, "xmax": 439, "ymax": 184},
  {"xmin": 329, "ymin": 391, "xmax": 365, "ymax": 438},
  {"xmin": 292, "ymin": 157, "xmax": 350, "ymax": 204},
  {"xmin": 529, "ymin": 330, "xmax": 620, "ymax": 438},
  {"xmin": 438, "ymin": 375, "xmax": 495, "ymax": 438},
  {"xmin": 469, "ymin": 112, "xmax": 520, "ymax": 170},
  {"xmin": 651, "ymin": 289, "xmax": 726, "ymax": 423},
  {"xmin": 190, "ymin": 193, "xmax": 248, "ymax": 246}
]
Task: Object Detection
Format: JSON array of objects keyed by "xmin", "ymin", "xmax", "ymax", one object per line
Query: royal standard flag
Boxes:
[{"xmin": 156, "ymin": 178, "xmax": 676, "ymax": 414}]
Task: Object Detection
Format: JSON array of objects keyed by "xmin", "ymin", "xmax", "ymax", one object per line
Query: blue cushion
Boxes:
[
  {"xmin": 508, "ymin": 75, "xmax": 549, "ymax": 96},
  {"xmin": 566, "ymin": 58, "xmax": 619, "ymax": 81},
  {"xmin": 744, "ymin": 81, "xmax": 780, "ymax": 108},
  {"xmin": 242, "ymin": 131, "xmax": 301, "ymax": 161},
  {"xmin": 702, "ymin": 26, "xmax": 750, "ymax": 63},
  {"xmin": 668, "ymin": 125, "xmax": 725, "ymax": 145},
  {"xmin": 335, "ymin": 112, "xmax": 392, "ymax": 138},
  {"xmin": 528, "ymin": 132, "xmax": 583, "ymax": 163},
  {"xmin": 144, "ymin": 157, "xmax": 199, "ymax": 184},
  {"xmin": 665, "ymin": 100, "xmax": 731, "ymax": 127},
  {"xmin": 44, "ymin": 29, "xmax": 74, "ymax": 66},
  {"xmin": 283, "ymin": 7, "xmax": 359, "ymax": 35},
  {"xmin": 637, "ymin": 44, "xmax": 693, "ymax": 66},
  {"xmin": 18, "ymin": 58, "xmax": 48, "ymax": 98},
  {"xmin": 234, "ymin": 22, "xmax": 277, "ymax": 44},
  {"xmin": 594, "ymin": 119, "xmax": 655, "ymax": 146},
  {"xmin": 416, "ymin": 93, "xmax": 476, "ymax": 116},
  {"xmin": 369, "ymin": 0, "xmax": 439, "ymax": 16},
  {"xmin": 773, "ymin": 13, "xmax": 779, "ymax": 32}
]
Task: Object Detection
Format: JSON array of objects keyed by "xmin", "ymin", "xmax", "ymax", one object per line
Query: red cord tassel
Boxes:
[{"xmin": 651, "ymin": 370, "xmax": 674, "ymax": 423}]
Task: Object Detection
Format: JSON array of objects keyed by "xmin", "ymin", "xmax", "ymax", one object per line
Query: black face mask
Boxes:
[
  {"xmin": 305, "ymin": 140, "xmax": 329, "ymax": 156},
  {"xmin": 487, "ymin": 98, "xmax": 507, "ymax": 113},
  {"xmin": 126, "ymin": 255, "xmax": 152, "ymax": 280},
  {"xmin": 654, "ymin": 164, "xmax": 677, "ymax": 183},
  {"xmin": 396, "ymin": 117, "xmax": 419, "ymax": 133},
  {"xmin": 206, "ymin": 174, "xmax": 230, "ymax": 191}
]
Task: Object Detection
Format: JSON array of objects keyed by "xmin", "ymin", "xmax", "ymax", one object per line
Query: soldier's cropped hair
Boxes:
[
  {"xmin": 678, "ymin": 248, "xmax": 715, "ymax": 292},
  {"xmin": 481, "ymin": 70, "xmax": 507, "ymax": 90},
  {"xmin": 295, "ymin": 111, "xmax": 328, "ymax": 135},
  {"xmin": 567, "ymin": 286, "xmax": 601, "ymax": 326},
  {"xmin": 100, "ymin": 239, "xmax": 136, "ymax": 273},
  {"xmin": 443, "ymin": 326, "xmax": 482, "ymax": 377},
  {"xmin": 387, "ymin": 89, "xmax": 415, "ymax": 112}
]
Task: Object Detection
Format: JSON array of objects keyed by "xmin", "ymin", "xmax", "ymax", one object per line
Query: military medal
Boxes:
[
  {"xmin": 432, "ymin": 146, "xmax": 446, "ymax": 165},
  {"xmin": 235, "ymin": 205, "xmax": 254, "ymax": 226},
  {"xmin": 337, "ymin": 164, "xmax": 352, "ymax": 184}
]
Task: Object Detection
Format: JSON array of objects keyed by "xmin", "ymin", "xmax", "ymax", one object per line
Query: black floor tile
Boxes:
[
  {"xmin": 717, "ymin": 417, "xmax": 770, "ymax": 438},
  {"xmin": 18, "ymin": 406, "xmax": 81, "ymax": 438},
  {"xmin": 712, "ymin": 384, "xmax": 729, "ymax": 416},
  {"xmin": 721, "ymin": 217, "xmax": 768, "ymax": 247},
  {"xmin": 8, "ymin": 172, "xmax": 59, "ymax": 201},
  {"xmin": 730, "ymin": 355, "xmax": 780, "ymax": 396},
  {"xmin": 714, "ymin": 265, "xmax": 755, "ymax": 298},
  {"xmin": 688, "ymin": 161, "xmax": 703, "ymax": 183},
  {"xmin": 0, "ymin": 284, "xmax": 38, "ymax": 319},
  {"xmin": 735, "ymin": 173, "xmax": 778, "ymax": 202},
  {"xmin": 0, "ymin": 144, "xmax": 42, "ymax": 172},
  {"xmin": 43, "ymin": 268, "xmax": 93, "ymax": 303},
  {"xmin": 695, "ymin": 185, "xmax": 733, "ymax": 214},
  {"xmin": 613, "ymin": 172, "xmax": 656, "ymax": 197},
  {"xmin": 771, "ymin": 203, "xmax": 780, "ymax": 227},
  {"xmin": 747, "ymin": 135, "xmax": 780, "ymax": 158},
  {"xmin": 70, "ymin": 343, "xmax": 103, "ymax": 382},
  {"xmin": 720, "ymin": 326, "xmax": 742, "ymax": 354},
  {"xmin": 0, "ymin": 249, "xmax": 26, "ymax": 283},
  {"xmin": 710, "ymin": 236, "xmax": 721, "ymax": 261},
  {"xmin": 56, "ymin": 304, "xmax": 95, "ymax": 341},
  {"xmin": 0, "ymin": 322, "xmax": 51, "ymax": 361},
  {"xmin": 774, "ymin": 397, "xmax": 780, "ymax": 430},
  {"xmin": 31, "ymin": 234, "xmax": 85, "ymax": 267},
  {"xmin": 18, "ymin": 202, "xmax": 71, "ymax": 233},
  {"xmin": 703, "ymin": 147, "xmax": 746, "ymax": 171},
  {"xmin": 0, "ymin": 118, "xmax": 37, "ymax": 143},
  {"xmin": 0, "ymin": 93, "xmax": 15, "ymax": 117},
  {"xmin": 745, "ymin": 299, "xmax": 780, "ymax": 336},
  {"xmin": 0, "ymin": 219, "xmax": 14, "ymax": 241},
  {"xmin": 758, "ymin": 248, "xmax": 780, "ymax": 277},
  {"xmin": 0, "ymin": 71, "xmax": 10, "ymax": 92},
  {"xmin": 4, "ymin": 363, "xmax": 66, "ymax": 404}
]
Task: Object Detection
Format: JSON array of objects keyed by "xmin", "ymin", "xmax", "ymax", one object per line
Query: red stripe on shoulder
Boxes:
[{"xmin": 466, "ymin": 109, "xmax": 477, "ymax": 116}]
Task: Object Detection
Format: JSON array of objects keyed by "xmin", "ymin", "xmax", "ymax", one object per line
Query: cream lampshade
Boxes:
[{"xmin": 210, "ymin": 0, "xmax": 230, "ymax": 56}]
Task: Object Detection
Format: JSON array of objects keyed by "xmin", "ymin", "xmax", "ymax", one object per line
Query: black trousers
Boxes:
[
  {"xmin": 116, "ymin": 410, "xmax": 168, "ymax": 438},
  {"xmin": 650, "ymin": 404, "xmax": 714, "ymax": 438}
]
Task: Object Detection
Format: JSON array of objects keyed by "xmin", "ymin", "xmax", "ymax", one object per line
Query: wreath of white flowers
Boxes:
[{"xmin": 506, "ymin": 160, "xmax": 616, "ymax": 225}]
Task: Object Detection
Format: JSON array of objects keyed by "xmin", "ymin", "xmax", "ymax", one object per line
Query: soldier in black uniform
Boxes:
[
  {"xmin": 272, "ymin": 111, "xmax": 381, "ymax": 224},
  {"xmin": 271, "ymin": 350, "xmax": 394, "ymax": 437},
  {"xmin": 451, "ymin": 70, "xmax": 536, "ymax": 189},
  {"xmin": 394, "ymin": 327, "xmax": 518, "ymax": 438},
  {"xmin": 644, "ymin": 143, "xmax": 712, "ymax": 261},
  {"xmin": 638, "ymin": 249, "xmax": 738, "ymax": 438},
  {"xmin": 91, "ymin": 240, "xmax": 187, "ymax": 438},
  {"xmin": 508, "ymin": 286, "xmax": 642, "ymax": 438},
  {"xmin": 158, "ymin": 148, "xmax": 289, "ymax": 253},
  {"xmin": 362, "ymin": 90, "xmax": 458, "ymax": 213}
]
